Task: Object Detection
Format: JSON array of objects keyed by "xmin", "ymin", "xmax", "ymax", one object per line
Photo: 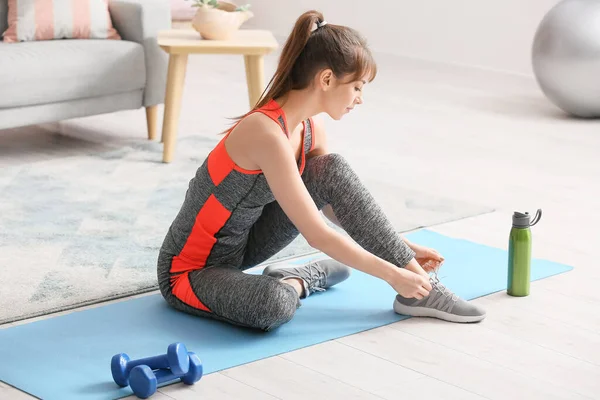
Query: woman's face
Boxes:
[{"xmin": 319, "ymin": 71, "xmax": 366, "ymax": 120}]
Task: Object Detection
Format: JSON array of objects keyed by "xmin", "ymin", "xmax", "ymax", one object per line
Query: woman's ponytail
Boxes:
[
  {"xmin": 252, "ymin": 10, "xmax": 325, "ymax": 109},
  {"xmin": 222, "ymin": 9, "xmax": 375, "ymax": 132}
]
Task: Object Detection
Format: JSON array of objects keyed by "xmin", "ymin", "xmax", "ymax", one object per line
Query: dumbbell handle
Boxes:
[
  {"xmin": 153, "ymin": 368, "xmax": 184, "ymax": 385},
  {"xmin": 125, "ymin": 355, "xmax": 171, "ymax": 372},
  {"xmin": 151, "ymin": 352, "xmax": 202, "ymax": 385}
]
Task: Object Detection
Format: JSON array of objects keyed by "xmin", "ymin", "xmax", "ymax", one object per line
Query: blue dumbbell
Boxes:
[
  {"xmin": 111, "ymin": 342, "xmax": 190, "ymax": 387},
  {"xmin": 129, "ymin": 352, "xmax": 203, "ymax": 399}
]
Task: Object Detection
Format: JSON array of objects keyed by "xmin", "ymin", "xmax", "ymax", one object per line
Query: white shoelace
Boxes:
[
  {"xmin": 430, "ymin": 269, "xmax": 459, "ymax": 303},
  {"xmin": 305, "ymin": 262, "xmax": 327, "ymax": 293}
]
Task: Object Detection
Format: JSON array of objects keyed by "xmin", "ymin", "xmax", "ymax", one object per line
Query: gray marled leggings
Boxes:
[{"xmin": 157, "ymin": 154, "xmax": 415, "ymax": 331}]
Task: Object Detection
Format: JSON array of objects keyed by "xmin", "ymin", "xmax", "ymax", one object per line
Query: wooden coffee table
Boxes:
[{"xmin": 157, "ymin": 29, "xmax": 279, "ymax": 163}]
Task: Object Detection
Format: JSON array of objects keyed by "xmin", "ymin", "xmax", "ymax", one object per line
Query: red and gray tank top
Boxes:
[{"xmin": 160, "ymin": 99, "xmax": 315, "ymax": 308}]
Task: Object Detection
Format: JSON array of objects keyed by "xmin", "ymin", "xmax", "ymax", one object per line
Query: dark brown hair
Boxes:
[{"xmin": 224, "ymin": 10, "xmax": 377, "ymax": 130}]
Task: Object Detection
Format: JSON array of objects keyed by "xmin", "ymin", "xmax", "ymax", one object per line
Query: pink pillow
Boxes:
[{"xmin": 2, "ymin": 0, "xmax": 121, "ymax": 43}]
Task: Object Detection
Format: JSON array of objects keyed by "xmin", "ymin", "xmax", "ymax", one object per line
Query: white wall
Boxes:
[{"xmin": 243, "ymin": 0, "xmax": 561, "ymax": 76}]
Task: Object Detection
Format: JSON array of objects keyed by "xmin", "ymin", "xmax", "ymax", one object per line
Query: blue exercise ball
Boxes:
[{"xmin": 532, "ymin": 0, "xmax": 600, "ymax": 118}]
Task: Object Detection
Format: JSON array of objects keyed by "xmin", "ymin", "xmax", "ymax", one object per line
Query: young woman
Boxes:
[{"xmin": 157, "ymin": 10, "xmax": 486, "ymax": 331}]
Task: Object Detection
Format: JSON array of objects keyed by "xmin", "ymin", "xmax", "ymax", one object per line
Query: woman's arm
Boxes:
[{"xmin": 243, "ymin": 115, "xmax": 431, "ymax": 298}]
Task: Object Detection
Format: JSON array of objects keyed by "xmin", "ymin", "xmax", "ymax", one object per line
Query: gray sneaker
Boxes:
[
  {"xmin": 393, "ymin": 271, "xmax": 486, "ymax": 323},
  {"xmin": 262, "ymin": 258, "xmax": 351, "ymax": 298}
]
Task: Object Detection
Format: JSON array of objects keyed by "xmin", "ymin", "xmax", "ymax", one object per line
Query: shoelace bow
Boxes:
[
  {"xmin": 430, "ymin": 269, "xmax": 459, "ymax": 303},
  {"xmin": 305, "ymin": 262, "xmax": 327, "ymax": 293}
]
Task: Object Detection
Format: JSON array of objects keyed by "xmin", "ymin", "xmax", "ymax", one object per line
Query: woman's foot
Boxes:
[
  {"xmin": 262, "ymin": 259, "xmax": 351, "ymax": 298},
  {"xmin": 393, "ymin": 271, "xmax": 486, "ymax": 323}
]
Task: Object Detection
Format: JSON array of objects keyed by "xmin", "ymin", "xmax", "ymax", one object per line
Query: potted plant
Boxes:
[{"xmin": 186, "ymin": 0, "xmax": 253, "ymax": 40}]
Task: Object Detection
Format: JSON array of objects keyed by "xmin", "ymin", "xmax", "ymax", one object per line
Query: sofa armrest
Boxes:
[{"xmin": 109, "ymin": 0, "xmax": 171, "ymax": 106}]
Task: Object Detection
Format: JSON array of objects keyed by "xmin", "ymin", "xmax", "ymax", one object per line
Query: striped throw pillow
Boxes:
[{"xmin": 2, "ymin": 0, "xmax": 121, "ymax": 43}]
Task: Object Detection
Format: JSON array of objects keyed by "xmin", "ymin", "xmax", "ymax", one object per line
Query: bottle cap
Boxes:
[{"xmin": 512, "ymin": 209, "xmax": 542, "ymax": 228}]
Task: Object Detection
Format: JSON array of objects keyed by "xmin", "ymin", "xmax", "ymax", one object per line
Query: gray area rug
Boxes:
[{"xmin": 0, "ymin": 134, "xmax": 492, "ymax": 324}]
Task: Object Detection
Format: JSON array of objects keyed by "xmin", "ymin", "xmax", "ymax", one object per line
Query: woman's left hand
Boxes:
[{"xmin": 412, "ymin": 244, "xmax": 444, "ymax": 273}]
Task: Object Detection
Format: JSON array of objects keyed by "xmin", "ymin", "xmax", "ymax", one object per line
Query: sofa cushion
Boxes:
[{"xmin": 0, "ymin": 39, "xmax": 146, "ymax": 109}]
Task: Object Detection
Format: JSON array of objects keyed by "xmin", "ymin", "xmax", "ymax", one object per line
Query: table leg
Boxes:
[
  {"xmin": 244, "ymin": 55, "xmax": 265, "ymax": 109},
  {"xmin": 145, "ymin": 105, "xmax": 158, "ymax": 140},
  {"xmin": 161, "ymin": 53, "xmax": 188, "ymax": 163}
]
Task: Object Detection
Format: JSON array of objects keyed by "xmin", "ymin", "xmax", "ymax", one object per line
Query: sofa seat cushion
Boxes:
[{"xmin": 0, "ymin": 39, "xmax": 146, "ymax": 109}]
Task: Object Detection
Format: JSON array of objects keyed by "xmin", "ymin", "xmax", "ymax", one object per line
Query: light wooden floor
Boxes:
[{"xmin": 1, "ymin": 48, "xmax": 599, "ymax": 399}]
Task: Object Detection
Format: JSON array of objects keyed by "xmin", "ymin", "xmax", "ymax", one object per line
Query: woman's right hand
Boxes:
[{"xmin": 390, "ymin": 268, "xmax": 432, "ymax": 299}]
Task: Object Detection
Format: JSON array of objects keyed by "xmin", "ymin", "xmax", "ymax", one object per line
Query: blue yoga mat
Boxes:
[{"xmin": 0, "ymin": 230, "xmax": 572, "ymax": 400}]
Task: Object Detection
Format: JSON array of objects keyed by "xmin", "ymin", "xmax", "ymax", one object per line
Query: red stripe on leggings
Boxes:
[{"xmin": 172, "ymin": 272, "xmax": 211, "ymax": 312}]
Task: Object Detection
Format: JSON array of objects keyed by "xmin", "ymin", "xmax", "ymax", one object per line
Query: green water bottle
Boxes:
[{"xmin": 507, "ymin": 209, "xmax": 542, "ymax": 297}]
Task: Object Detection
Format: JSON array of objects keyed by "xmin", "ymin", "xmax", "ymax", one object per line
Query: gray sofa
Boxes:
[{"xmin": 0, "ymin": 0, "xmax": 171, "ymax": 140}]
